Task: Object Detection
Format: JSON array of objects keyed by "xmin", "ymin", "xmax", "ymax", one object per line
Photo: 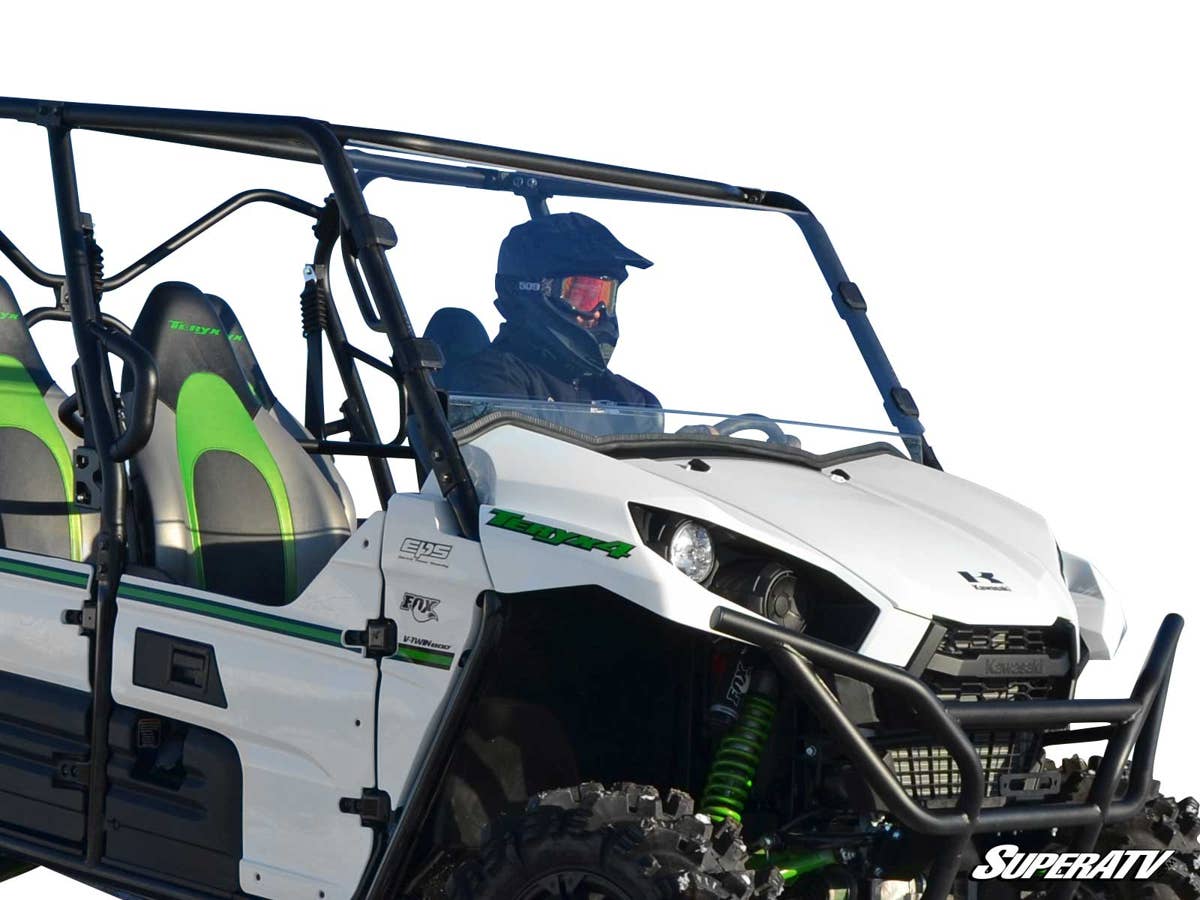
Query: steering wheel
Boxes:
[{"xmin": 677, "ymin": 414, "xmax": 799, "ymax": 447}]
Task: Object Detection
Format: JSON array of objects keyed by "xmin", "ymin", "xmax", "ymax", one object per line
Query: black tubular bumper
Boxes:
[{"xmin": 709, "ymin": 607, "xmax": 1184, "ymax": 900}]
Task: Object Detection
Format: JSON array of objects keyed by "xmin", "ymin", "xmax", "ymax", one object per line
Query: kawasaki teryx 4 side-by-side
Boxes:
[{"xmin": 0, "ymin": 98, "xmax": 1192, "ymax": 900}]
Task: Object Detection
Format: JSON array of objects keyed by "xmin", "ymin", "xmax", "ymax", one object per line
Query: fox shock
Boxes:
[{"xmin": 701, "ymin": 665, "xmax": 779, "ymax": 824}]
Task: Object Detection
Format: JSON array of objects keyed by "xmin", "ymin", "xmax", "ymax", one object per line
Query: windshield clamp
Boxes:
[
  {"xmin": 891, "ymin": 387, "xmax": 920, "ymax": 418},
  {"xmin": 346, "ymin": 213, "xmax": 398, "ymax": 253},
  {"xmin": 837, "ymin": 281, "xmax": 868, "ymax": 311},
  {"xmin": 394, "ymin": 337, "xmax": 445, "ymax": 375}
]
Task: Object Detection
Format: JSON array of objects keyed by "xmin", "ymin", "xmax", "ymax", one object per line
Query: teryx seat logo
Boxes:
[
  {"xmin": 169, "ymin": 319, "xmax": 245, "ymax": 341},
  {"xmin": 959, "ymin": 571, "xmax": 1012, "ymax": 592},
  {"xmin": 486, "ymin": 508, "xmax": 635, "ymax": 560},
  {"xmin": 972, "ymin": 844, "xmax": 1173, "ymax": 882}
]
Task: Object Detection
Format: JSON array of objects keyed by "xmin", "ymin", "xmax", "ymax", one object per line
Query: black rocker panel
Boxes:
[
  {"xmin": 0, "ymin": 672, "xmax": 242, "ymax": 892},
  {"xmin": 105, "ymin": 706, "xmax": 242, "ymax": 892},
  {"xmin": 0, "ymin": 671, "xmax": 90, "ymax": 850}
]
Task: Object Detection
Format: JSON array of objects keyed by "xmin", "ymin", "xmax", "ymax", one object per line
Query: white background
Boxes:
[{"xmin": 2, "ymin": 3, "xmax": 1198, "ymax": 896}]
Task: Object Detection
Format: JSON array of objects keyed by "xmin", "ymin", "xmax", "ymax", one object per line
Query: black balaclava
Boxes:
[{"xmin": 494, "ymin": 213, "xmax": 652, "ymax": 377}]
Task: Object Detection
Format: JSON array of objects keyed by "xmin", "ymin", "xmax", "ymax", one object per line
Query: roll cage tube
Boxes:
[
  {"xmin": 347, "ymin": 145, "xmax": 938, "ymax": 467},
  {"xmin": 6, "ymin": 188, "xmax": 404, "ymax": 505}
]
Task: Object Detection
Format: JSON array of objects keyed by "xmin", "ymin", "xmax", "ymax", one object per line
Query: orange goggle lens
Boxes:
[{"xmin": 558, "ymin": 275, "xmax": 618, "ymax": 315}]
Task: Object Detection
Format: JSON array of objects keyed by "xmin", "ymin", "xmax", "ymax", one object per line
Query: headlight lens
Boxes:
[
  {"xmin": 629, "ymin": 502, "xmax": 880, "ymax": 648},
  {"xmin": 667, "ymin": 520, "xmax": 716, "ymax": 582}
]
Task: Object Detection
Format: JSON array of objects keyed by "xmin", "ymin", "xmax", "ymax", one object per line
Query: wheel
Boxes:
[
  {"xmin": 1087, "ymin": 792, "xmax": 1200, "ymax": 899},
  {"xmin": 448, "ymin": 782, "xmax": 782, "ymax": 900}
]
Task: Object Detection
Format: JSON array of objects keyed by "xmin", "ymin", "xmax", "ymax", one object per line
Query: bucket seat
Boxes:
[
  {"xmin": 127, "ymin": 282, "xmax": 355, "ymax": 606},
  {"xmin": 0, "ymin": 276, "xmax": 97, "ymax": 561}
]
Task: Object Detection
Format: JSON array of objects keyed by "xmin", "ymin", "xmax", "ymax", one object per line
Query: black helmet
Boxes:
[{"xmin": 495, "ymin": 213, "xmax": 652, "ymax": 374}]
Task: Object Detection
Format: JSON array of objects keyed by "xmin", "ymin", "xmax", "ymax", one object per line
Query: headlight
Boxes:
[
  {"xmin": 667, "ymin": 520, "xmax": 716, "ymax": 583},
  {"xmin": 629, "ymin": 503, "xmax": 879, "ymax": 647},
  {"xmin": 714, "ymin": 560, "xmax": 806, "ymax": 632}
]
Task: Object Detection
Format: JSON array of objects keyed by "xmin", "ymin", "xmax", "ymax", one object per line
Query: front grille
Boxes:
[
  {"xmin": 922, "ymin": 621, "xmax": 1072, "ymax": 705},
  {"xmin": 872, "ymin": 620, "xmax": 1073, "ymax": 808},
  {"xmin": 924, "ymin": 672, "xmax": 1056, "ymax": 703},
  {"xmin": 938, "ymin": 625, "xmax": 1049, "ymax": 658},
  {"xmin": 883, "ymin": 731, "xmax": 1039, "ymax": 808}
]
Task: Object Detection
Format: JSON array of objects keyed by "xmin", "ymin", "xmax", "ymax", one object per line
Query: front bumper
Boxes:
[{"xmin": 710, "ymin": 607, "xmax": 1184, "ymax": 900}]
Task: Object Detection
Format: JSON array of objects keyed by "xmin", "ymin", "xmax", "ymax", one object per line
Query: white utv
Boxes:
[{"xmin": 0, "ymin": 97, "xmax": 1193, "ymax": 900}]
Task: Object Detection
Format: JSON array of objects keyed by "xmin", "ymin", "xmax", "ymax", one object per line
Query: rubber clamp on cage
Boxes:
[
  {"xmin": 891, "ymin": 386, "xmax": 920, "ymax": 418},
  {"xmin": 836, "ymin": 281, "xmax": 868, "ymax": 311},
  {"xmin": 394, "ymin": 337, "xmax": 445, "ymax": 375},
  {"xmin": 346, "ymin": 213, "xmax": 398, "ymax": 252}
]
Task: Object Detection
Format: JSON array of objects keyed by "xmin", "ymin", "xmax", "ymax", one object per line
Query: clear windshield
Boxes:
[
  {"xmin": 359, "ymin": 178, "xmax": 912, "ymax": 460},
  {"xmin": 447, "ymin": 395, "xmax": 909, "ymax": 457}
]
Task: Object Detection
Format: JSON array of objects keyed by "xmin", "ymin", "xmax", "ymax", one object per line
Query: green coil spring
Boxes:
[{"xmin": 700, "ymin": 693, "xmax": 777, "ymax": 823}]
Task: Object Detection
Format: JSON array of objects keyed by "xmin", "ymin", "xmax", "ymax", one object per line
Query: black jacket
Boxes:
[{"xmin": 442, "ymin": 325, "xmax": 663, "ymax": 434}]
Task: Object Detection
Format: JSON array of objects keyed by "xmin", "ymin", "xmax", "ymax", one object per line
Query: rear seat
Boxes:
[{"xmin": 0, "ymin": 276, "xmax": 97, "ymax": 561}]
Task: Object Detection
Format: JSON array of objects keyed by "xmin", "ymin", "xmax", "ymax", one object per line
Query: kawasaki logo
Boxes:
[
  {"xmin": 959, "ymin": 571, "xmax": 1011, "ymax": 592},
  {"xmin": 0, "ymin": 311, "xmax": 20, "ymax": 321},
  {"xmin": 982, "ymin": 655, "xmax": 1046, "ymax": 676},
  {"xmin": 170, "ymin": 319, "xmax": 244, "ymax": 341},
  {"xmin": 486, "ymin": 508, "xmax": 635, "ymax": 560}
]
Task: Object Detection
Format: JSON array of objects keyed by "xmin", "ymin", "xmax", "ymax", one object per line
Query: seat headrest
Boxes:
[
  {"xmin": 424, "ymin": 307, "xmax": 490, "ymax": 371},
  {"xmin": 0, "ymin": 276, "xmax": 55, "ymax": 395},
  {"xmin": 130, "ymin": 282, "xmax": 261, "ymax": 413},
  {"xmin": 206, "ymin": 293, "xmax": 278, "ymax": 411}
]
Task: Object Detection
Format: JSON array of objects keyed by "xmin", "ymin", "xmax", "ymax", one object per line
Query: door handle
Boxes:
[
  {"xmin": 133, "ymin": 629, "xmax": 228, "ymax": 708},
  {"xmin": 169, "ymin": 648, "xmax": 208, "ymax": 690}
]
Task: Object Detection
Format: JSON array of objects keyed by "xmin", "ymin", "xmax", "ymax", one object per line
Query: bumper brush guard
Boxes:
[{"xmin": 710, "ymin": 607, "xmax": 1183, "ymax": 900}]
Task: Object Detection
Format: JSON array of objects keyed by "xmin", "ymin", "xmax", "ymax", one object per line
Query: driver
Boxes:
[{"xmin": 442, "ymin": 212, "xmax": 661, "ymax": 409}]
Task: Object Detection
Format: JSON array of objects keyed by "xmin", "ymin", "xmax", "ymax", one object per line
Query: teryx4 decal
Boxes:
[
  {"xmin": 486, "ymin": 508, "xmax": 635, "ymax": 560},
  {"xmin": 959, "ymin": 570, "xmax": 1012, "ymax": 592}
]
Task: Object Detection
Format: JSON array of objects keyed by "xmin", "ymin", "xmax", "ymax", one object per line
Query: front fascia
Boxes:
[
  {"xmin": 463, "ymin": 425, "xmax": 1080, "ymax": 666},
  {"xmin": 463, "ymin": 426, "xmax": 925, "ymax": 661}
]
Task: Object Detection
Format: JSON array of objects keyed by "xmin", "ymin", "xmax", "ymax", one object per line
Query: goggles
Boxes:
[{"xmin": 510, "ymin": 274, "xmax": 620, "ymax": 316}]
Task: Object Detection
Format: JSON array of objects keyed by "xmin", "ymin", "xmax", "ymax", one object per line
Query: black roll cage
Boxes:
[{"xmin": 0, "ymin": 97, "xmax": 938, "ymax": 897}]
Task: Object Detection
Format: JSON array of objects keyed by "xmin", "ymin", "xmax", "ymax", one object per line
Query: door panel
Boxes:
[
  {"xmin": 110, "ymin": 513, "xmax": 386, "ymax": 900},
  {"xmin": 0, "ymin": 551, "xmax": 91, "ymax": 691}
]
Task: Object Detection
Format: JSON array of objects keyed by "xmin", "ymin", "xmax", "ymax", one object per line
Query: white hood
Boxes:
[
  {"xmin": 631, "ymin": 451, "xmax": 1074, "ymax": 626},
  {"xmin": 460, "ymin": 425, "xmax": 1077, "ymax": 632}
]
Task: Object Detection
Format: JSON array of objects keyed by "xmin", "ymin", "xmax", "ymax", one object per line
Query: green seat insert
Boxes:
[{"xmin": 0, "ymin": 277, "xmax": 91, "ymax": 561}]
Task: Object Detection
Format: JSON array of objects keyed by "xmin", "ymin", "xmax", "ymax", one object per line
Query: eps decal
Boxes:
[
  {"xmin": 398, "ymin": 537, "xmax": 453, "ymax": 567},
  {"xmin": 486, "ymin": 508, "xmax": 635, "ymax": 560}
]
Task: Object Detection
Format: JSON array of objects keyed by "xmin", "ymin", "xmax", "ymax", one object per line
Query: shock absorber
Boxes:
[{"xmin": 701, "ymin": 666, "xmax": 779, "ymax": 823}]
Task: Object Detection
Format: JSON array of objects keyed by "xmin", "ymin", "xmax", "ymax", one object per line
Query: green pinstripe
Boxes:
[
  {"xmin": 117, "ymin": 581, "xmax": 454, "ymax": 670},
  {"xmin": 0, "ymin": 555, "xmax": 89, "ymax": 588}
]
